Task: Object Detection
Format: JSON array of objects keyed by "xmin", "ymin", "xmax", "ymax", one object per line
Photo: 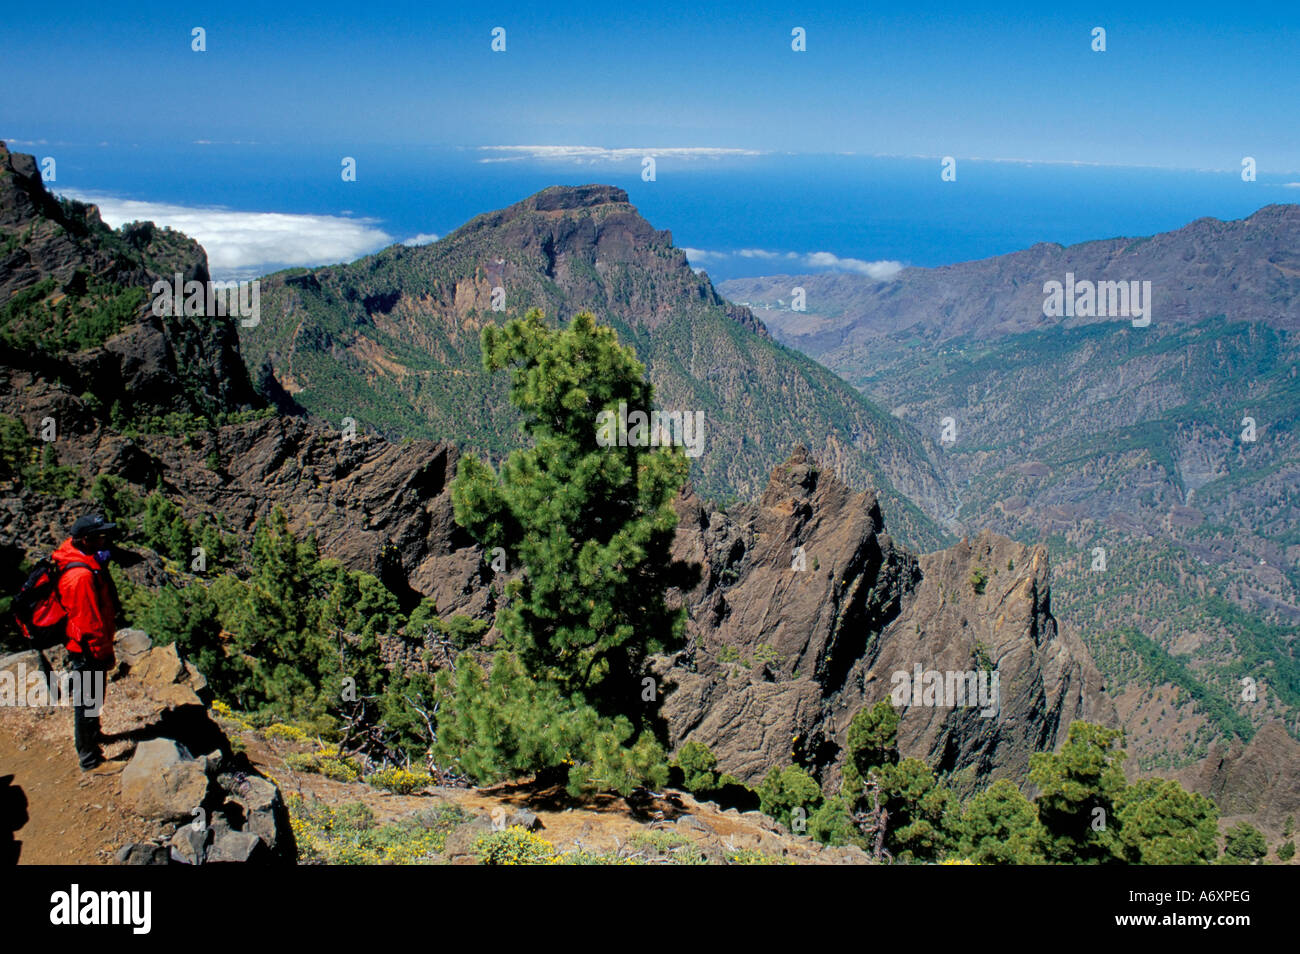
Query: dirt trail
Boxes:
[
  {"xmin": 1, "ymin": 701, "xmax": 865, "ymax": 865},
  {"xmin": 0, "ymin": 705, "xmax": 153, "ymax": 864}
]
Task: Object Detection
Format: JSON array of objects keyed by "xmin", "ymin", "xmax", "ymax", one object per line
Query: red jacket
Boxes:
[{"xmin": 52, "ymin": 538, "xmax": 117, "ymax": 664}]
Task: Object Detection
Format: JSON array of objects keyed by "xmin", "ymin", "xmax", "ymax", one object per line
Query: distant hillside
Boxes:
[
  {"xmin": 239, "ymin": 185, "xmax": 955, "ymax": 550},
  {"xmin": 721, "ymin": 204, "xmax": 1300, "ymax": 351},
  {"xmin": 719, "ymin": 207, "xmax": 1300, "ymax": 768}
]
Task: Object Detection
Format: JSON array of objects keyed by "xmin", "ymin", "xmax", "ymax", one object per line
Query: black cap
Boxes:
[{"xmin": 71, "ymin": 513, "xmax": 118, "ymax": 538}]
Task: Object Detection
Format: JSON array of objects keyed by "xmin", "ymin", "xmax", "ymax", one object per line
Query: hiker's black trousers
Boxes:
[{"xmin": 67, "ymin": 652, "xmax": 107, "ymax": 768}]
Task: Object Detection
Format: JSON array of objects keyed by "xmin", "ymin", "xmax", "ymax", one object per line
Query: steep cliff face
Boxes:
[
  {"xmin": 1, "ymin": 365, "xmax": 1111, "ymax": 793},
  {"xmin": 849, "ymin": 533, "xmax": 1113, "ymax": 782},
  {"xmin": 0, "ymin": 142, "xmax": 260, "ymax": 420},
  {"xmin": 658, "ymin": 448, "xmax": 1115, "ymax": 787},
  {"xmin": 439, "ymin": 184, "xmax": 770, "ymax": 338}
]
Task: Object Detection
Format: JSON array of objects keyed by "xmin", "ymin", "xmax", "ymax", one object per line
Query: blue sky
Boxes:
[
  {"xmin": 4, "ymin": 2, "xmax": 1298, "ymax": 280},
  {"xmin": 5, "ymin": 0, "xmax": 1299, "ymax": 170}
]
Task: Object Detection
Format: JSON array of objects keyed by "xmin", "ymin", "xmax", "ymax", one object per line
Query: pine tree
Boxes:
[
  {"xmin": 842, "ymin": 699, "xmax": 901, "ymax": 801},
  {"xmin": 1029, "ymin": 721, "xmax": 1128, "ymax": 864},
  {"xmin": 439, "ymin": 310, "xmax": 696, "ymax": 794},
  {"xmin": 955, "ymin": 779, "xmax": 1045, "ymax": 864},
  {"xmin": 871, "ymin": 757, "xmax": 957, "ymax": 862},
  {"xmin": 1222, "ymin": 822, "xmax": 1267, "ymax": 863},
  {"xmin": 452, "ymin": 309, "xmax": 693, "ymax": 714},
  {"xmin": 1114, "ymin": 777, "xmax": 1218, "ymax": 864},
  {"xmin": 140, "ymin": 581, "xmax": 251, "ymax": 702},
  {"xmin": 757, "ymin": 764, "xmax": 823, "ymax": 829}
]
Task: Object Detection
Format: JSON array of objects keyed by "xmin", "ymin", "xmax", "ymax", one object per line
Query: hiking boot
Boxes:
[{"xmin": 79, "ymin": 751, "xmax": 106, "ymax": 771}]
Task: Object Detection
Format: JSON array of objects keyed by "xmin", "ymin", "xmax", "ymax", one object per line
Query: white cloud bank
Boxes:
[
  {"xmin": 686, "ymin": 247, "xmax": 903, "ymax": 279},
  {"xmin": 803, "ymin": 252, "xmax": 904, "ymax": 279},
  {"xmin": 61, "ymin": 191, "xmax": 393, "ymax": 281},
  {"xmin": 478, "ymin": 145, "xmax": 763, "ymax": 164}
]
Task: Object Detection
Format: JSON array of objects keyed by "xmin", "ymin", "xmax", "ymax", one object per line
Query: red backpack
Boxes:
[{"xmin": 11, "ymin": 557, "xmax": 93, "ymax": 650}]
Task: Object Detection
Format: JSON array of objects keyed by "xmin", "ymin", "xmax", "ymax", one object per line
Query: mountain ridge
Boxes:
[
  {"xmin": 242, "ymin": 182, "xmax": 957, "ymax": 548},
  {"xmin": 721, "ymin": 202, "xmax": 1300, "ymax": 354}
]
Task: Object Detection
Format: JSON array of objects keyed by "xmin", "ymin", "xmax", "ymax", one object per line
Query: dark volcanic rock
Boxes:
[{"xmin": 659, "ymin": 448, "xmax": 1114, "ymax": 787}]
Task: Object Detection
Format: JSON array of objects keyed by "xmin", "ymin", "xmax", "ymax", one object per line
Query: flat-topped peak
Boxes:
[{"xmin": 527, "ymin": 184, "xmax": 630, "ymax": 212}]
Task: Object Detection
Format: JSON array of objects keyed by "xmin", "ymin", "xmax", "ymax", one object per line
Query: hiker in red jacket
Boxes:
[{"xmin": 53, "ymin": 513, "xmax": 121, "ymax": 770}]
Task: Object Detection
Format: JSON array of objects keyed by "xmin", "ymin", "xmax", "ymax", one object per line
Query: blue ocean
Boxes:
[{"xmin": 39, "ymin": 143, "xmax": 1298, "ymax": 281}]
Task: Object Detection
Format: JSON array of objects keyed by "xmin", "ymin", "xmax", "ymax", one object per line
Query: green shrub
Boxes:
[
  {"xmin": 808, "ymin": 795, "xmax": 859, "ymax": 847},
  {"xmin": 1223, "ymin": 822, "xmax": 1267, "ymax": 863},
  {"xmin": 366, "ymin": 767, "xmax": 434, "ymax": 795},
  {"xmin": 0, "ymin": 416, "xmax": 30, "ymax": 486},
  {"xmin": 553, "ymin": 847, "xmax": 637, "ymax": 865},
  {"xmin": 1114, "ymin": 778, "xmax": 1218, "ymax": 865},
  {"xmin": 90, "ymin": 474, "xmax": 143, "ymax": 529},
  {"xmin": 674, "ymin": 741, "xmax": 719, "ymax": 793},
  {"xmin": 954, "ymin": 779, "xmax": 1045, "ymax": 864},
  {"xmin": 625, "ymin": 830, "xmax": 707, "ymax": 865},
  {"xmin": 289, "ymin": 796, "xmax": 466, "ymax": 864},
  {"xmin": 263, "ymin": 722, "xmax": 311, "ymax": 743},
  {"xmin": 285, "ymin": 748, "xmax": 362, "ymax": 782},
  {"xmin": 473, "ymin": 826, "xmax": 557, "ymax": 865},
  {"xmin": 757, "ymin": 764, "xmax": 823, "ymax": 831},
  {"xmin": 724, "ymin": 847, "xmax": 789, "ymax": 865}
]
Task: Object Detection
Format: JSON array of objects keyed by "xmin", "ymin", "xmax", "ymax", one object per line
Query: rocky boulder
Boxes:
[
  {"xmin": 120, "ymin": 739, "xmax": 212, "ymax": 822},
  {"xmin": 113, "ymin": 629, "xmax": 153, "ymax": 668}
]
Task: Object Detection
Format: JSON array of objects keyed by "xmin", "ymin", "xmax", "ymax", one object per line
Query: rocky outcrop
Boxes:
[
  {"xmin": 659, "ymin": 448, "xmax": 1115, "ymax": 788},
  {"xmin": 102, "ymin": 630, "xmax": 294, "ymax": 864},
  {"xmin": 0, "ymin": 393, "xmax": 488, "ymax": 627},
  {"xmin": 0, "ymin": 628, "xmax": 293, "ymax": 864},
  {"xmin": 0, "ymin": 141, "xmax": 261, "ymax": 421},
  {"xmin": 1, "ymin": 398, "xmax": 1113, "ymax": 794},
  {"xmin": 121, "ymin": 739, "xmax": 214, "ymax": 821},
  {"xmin": 1173, "ymin": 721, "xmax": 1300, "ymax": 837}
]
